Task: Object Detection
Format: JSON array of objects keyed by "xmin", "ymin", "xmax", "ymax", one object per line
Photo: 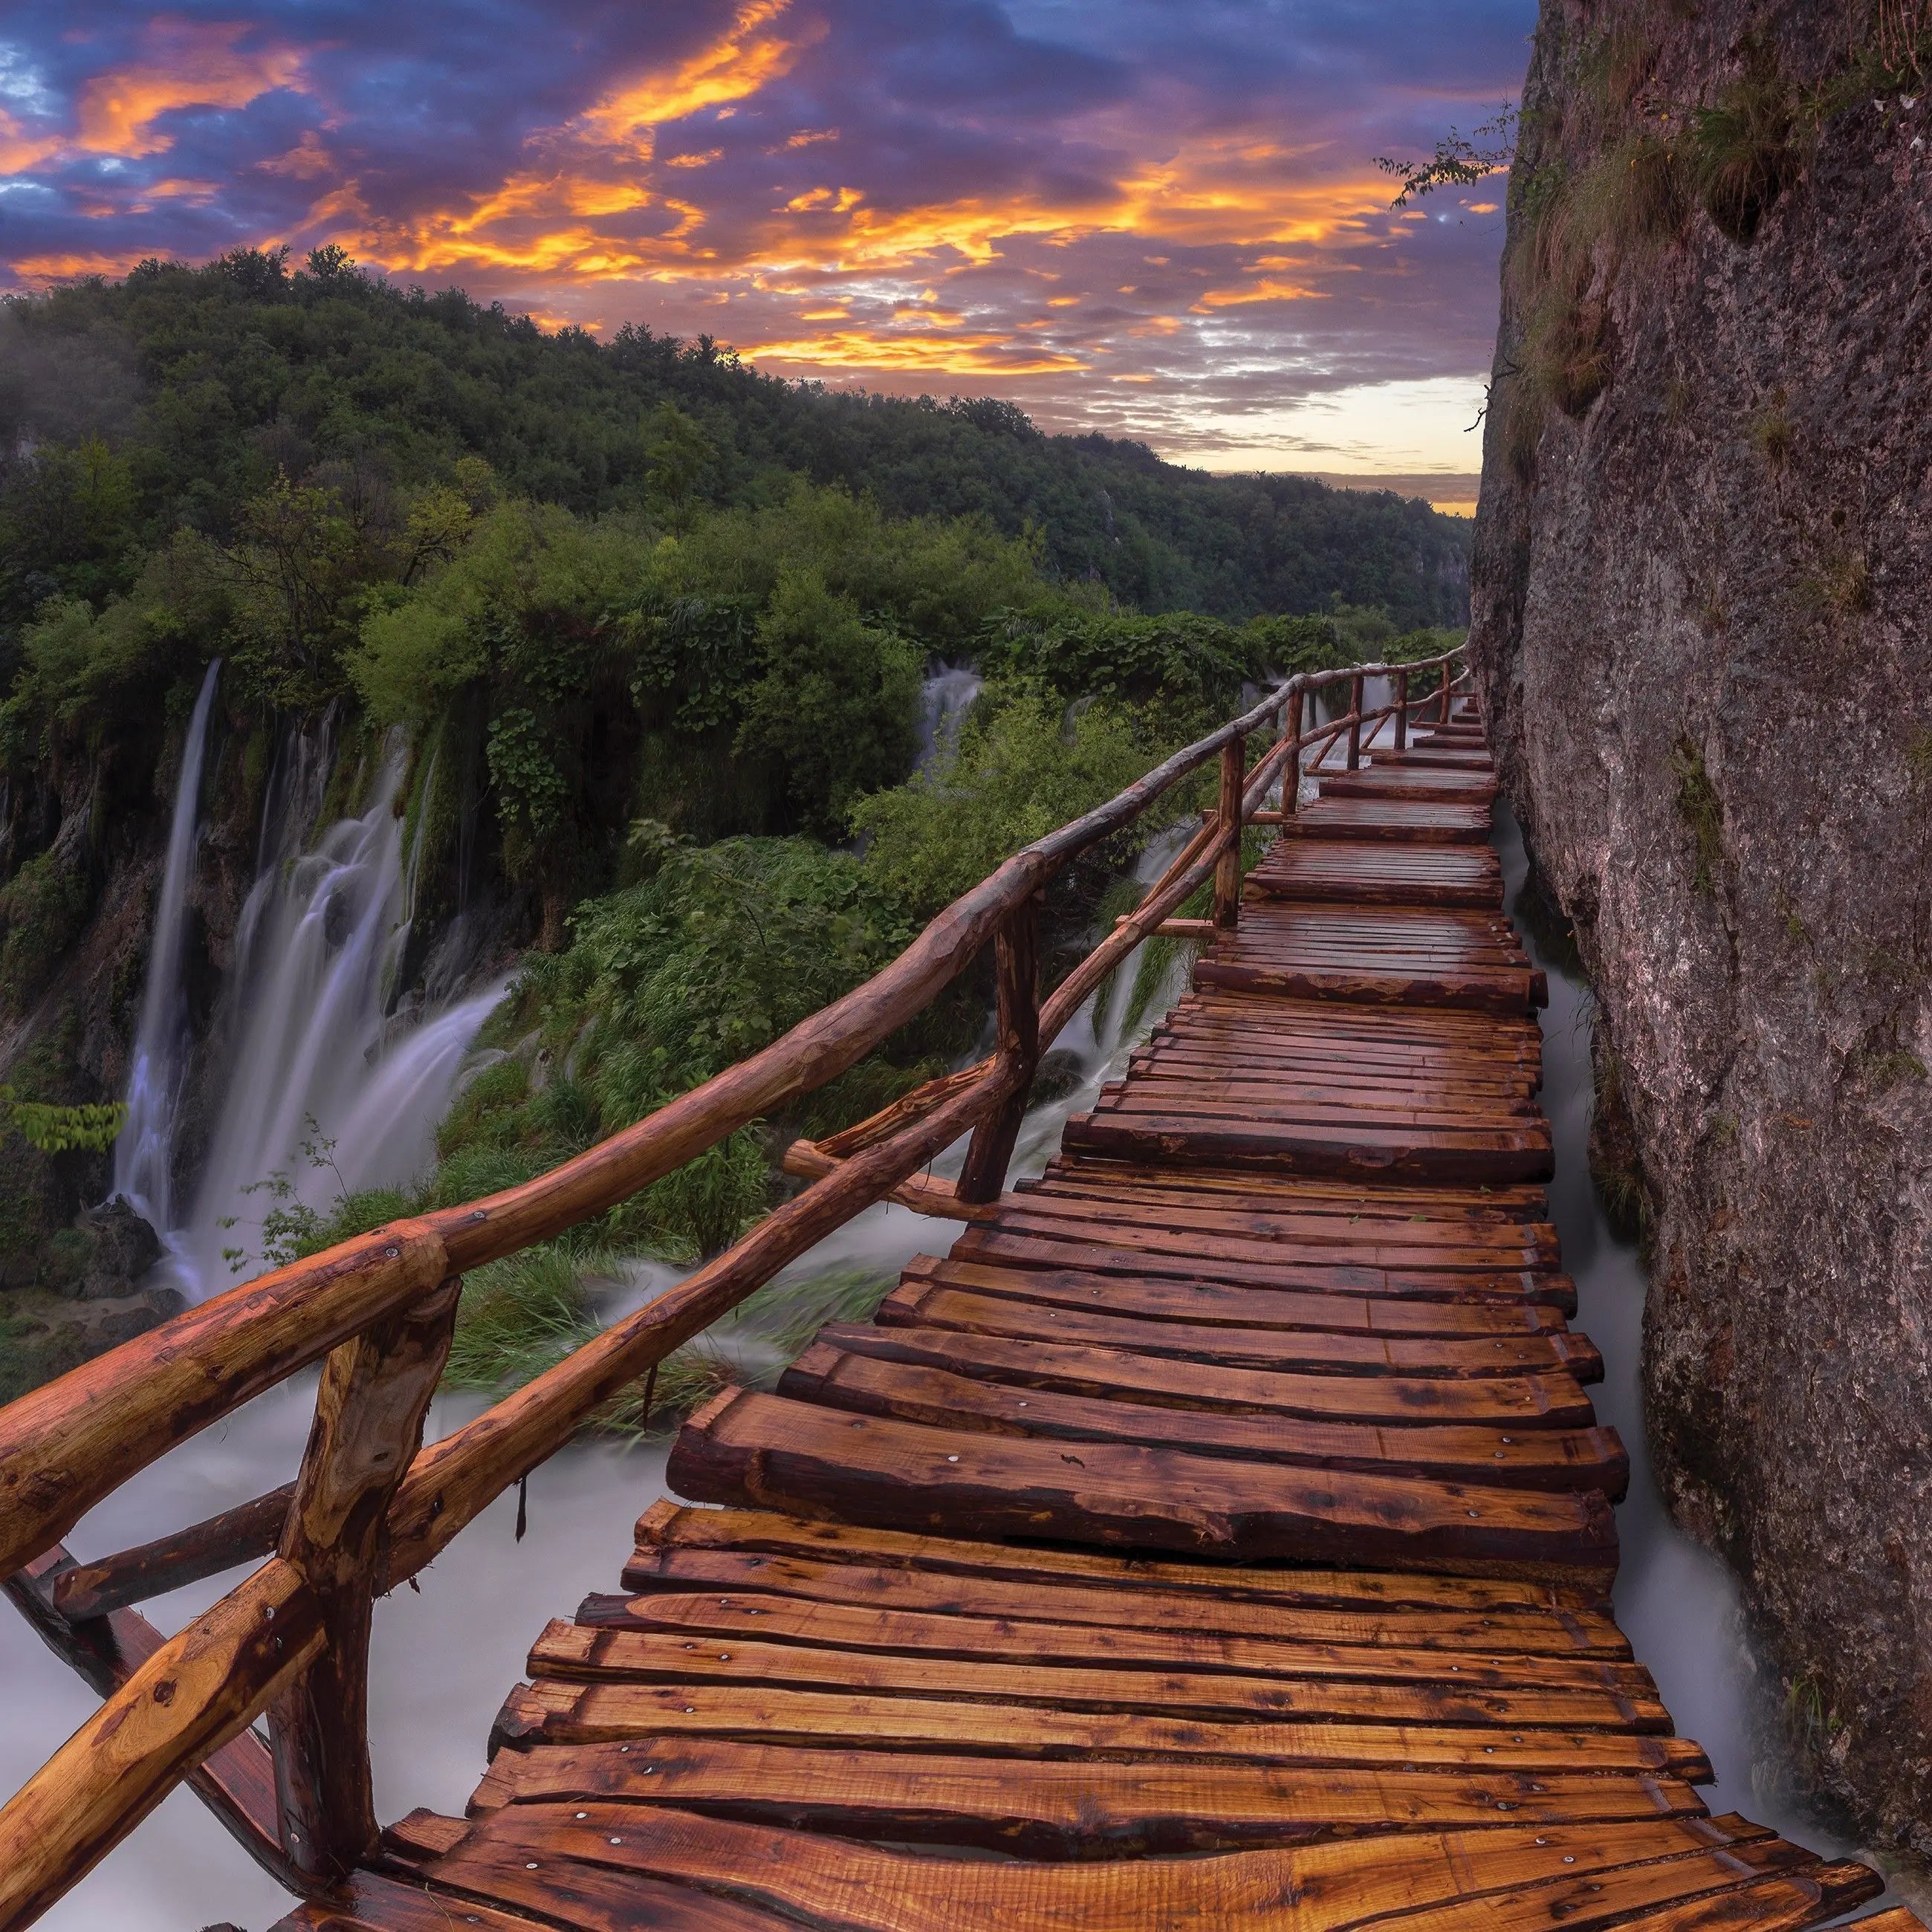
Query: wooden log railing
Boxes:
[{"xmin": 0, "ymin": 641, "xmax": 1467, "ymax": 1931}]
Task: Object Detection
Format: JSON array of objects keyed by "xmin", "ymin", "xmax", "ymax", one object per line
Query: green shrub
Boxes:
[
  {"xmin": 1688, "ymin": 57, "xmax": 1803, "ymax": 243},
  {"xmin": 851, "ymin": 681, "xmax": 1167, "ymax": 917}
]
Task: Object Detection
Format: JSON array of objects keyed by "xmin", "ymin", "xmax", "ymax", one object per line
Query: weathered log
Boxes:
[
  {"xmin": 52, "ymin": 1484, "xmax": 296, "ymax": 1622},
  {"xmin": 0, "ymin": 1222, "xmax": 449, "ymax": 1585},
  {"xmin": 378, "ymin": 1064, "xmax": 1025, "ymax": 1591},
  {"xmin": 7, "ymin": 1549, "xmax": 299, "ymax": 1892},
  {"xmin": 270, "ymin": 1280, "xmax": 459, "ymax": 1884},
  {"xmin": 0, "ymin": 1557, "xmax": 322, "ymax": 1931},
  {"xmin": 778, "ymin": 1144, "xmax": 997, "ymax": 1220},
  {"xmin": 957, "ymin": 898, "xmax": 1041, "ymax": 1204}
]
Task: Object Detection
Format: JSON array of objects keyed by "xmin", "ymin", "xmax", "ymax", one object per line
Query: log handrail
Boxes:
[{"xmin": 0, "ymin": 638, "xmax": 1467, "ymax": 1931}]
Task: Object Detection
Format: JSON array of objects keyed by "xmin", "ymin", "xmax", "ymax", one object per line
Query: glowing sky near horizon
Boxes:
[{"xmin": 0, "ymin": 3, "xmax": 1535, "ymax": 477}]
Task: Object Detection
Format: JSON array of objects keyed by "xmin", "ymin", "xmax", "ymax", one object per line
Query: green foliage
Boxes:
[
  {"xmin": 0, "ymin": 253, "xmax": 1470, "ymax": 662},
  {"xmin": 1688, "ymin": 51, "xmax": 1804, "ymax": 244},
  {"xmin": 0, "ymin": 847, "xmax": 91, "ymax": 1004},
  {"xmin": 0, "ymin": 1084, "xmax": 127, "ymax": 1153},
  {"xmin": 852, "ymin": 681, "xmax": 1167, "ymax": 917},
  {"xmin": 1375, "ymin": 108, "xmax": 1517, "ymax": 207},
  {"xmin": 733, "ymin": 566, "xmax": 923, "ymax": 834},
  {"xmin": 1670, "ymin": 737, "xmax": 1725, "ymax": 894}
]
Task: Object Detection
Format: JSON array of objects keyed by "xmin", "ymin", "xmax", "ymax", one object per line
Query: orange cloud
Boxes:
[
  {"xmin": 573, "ymin": 1, "xmax": 817, "ymax": 157},
  {"xmin": 259, "ymin": 129, "xmax": 334, "ymax": 178},
  {"xmin": 785, "ymin": 128, "xmax": 838, "ymax": 149},
  {"xmin": 75, "ymin": 17, "xmax": 307, "ymax": 159},
  {"xmin": 1193, "ymin": 276, "xmax": 1326, "ymax": 309},
  {"xmin": 743, "ymin": 328, "xmax": 1083, "ymax": 375},
  {"xmin": 0, "ymin": 106, "xmax": 62, "ymax": 175}
]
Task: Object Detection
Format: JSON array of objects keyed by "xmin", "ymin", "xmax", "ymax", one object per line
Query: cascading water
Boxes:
[
  {"xmin": 915, "ymin": 664, "xmax": 983, "ymax": 773},
  {"xmin": 112, "ymin": 661, "xmax": 222, "ymax": 1231},
  {"xmin": 184, "ymin": 752, "xmax": 500, "ymax": 1292},
  {"xmin": 159, "ymin": 736, "xmax": 502, "ymax": 1297}
]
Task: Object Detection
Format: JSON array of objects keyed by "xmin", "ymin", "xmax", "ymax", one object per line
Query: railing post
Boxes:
[
  {"xmin": 1438, "ymin": 669, "xmax": 1451, "ymax": 724},
  {"xmin": 268, "ymin": 1280, "xmax": 459, "ymax": 1884},
  {"xmin": 1281, "ymin": 687, "xmax": 1303, "ymax": 820},
  {"xmin": 1394, "ymin": 670, "xmax": 1409, "ymax": 753},
  {"xmin": 1212, "ymin": 733, "xmax": 1245, "ymax": 928},
  {"xmin": 955, "ymin": 896, "xmax": 1040, "ymax": 1205},
  {"xmin": 1346, "ymin": 675, "xmax": 1364, "ymax": 771}
]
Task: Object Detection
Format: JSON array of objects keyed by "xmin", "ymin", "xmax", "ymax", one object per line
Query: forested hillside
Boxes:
[
  {"xmin": 0, "ymin": 246, "xmax": 1469, "ymax": 638},
  {"xmin": 0, "ymin": 245, "xmax": 1465, "ymax": 1403}
]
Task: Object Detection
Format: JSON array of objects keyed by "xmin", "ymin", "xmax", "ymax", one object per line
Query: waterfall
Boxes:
[
  {"xmin": 113, "ymin": 661, "xmax": 222, "ymax": 1229},
  {"xmin": 169, "ymin": 739, "xmax": 502, "ymax": 1297},
  {"xmin": 915, "ymin": 665, "xmax": 983, "ymax": 773}
]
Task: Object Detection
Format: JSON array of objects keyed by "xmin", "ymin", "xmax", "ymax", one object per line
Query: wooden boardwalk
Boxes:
[{"xmin": 277, "ymin": 708, "xmax": 1905, "ymax": 1932}]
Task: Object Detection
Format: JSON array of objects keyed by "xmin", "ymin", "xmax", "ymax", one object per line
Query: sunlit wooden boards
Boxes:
[
  {"xmin": 1066, "ymin": 997, "xmax": 1554, "ymax": 1179},
  {"xmin": 1285, "ymin": 795, "xmax": 1496, "ymax": 843},
  {"xmin": 270, "ymin": 698, "xmax": 1913, "ymax": 1932},
  {"xmin": 1193, "ymin": 907, "xmax": 1542, "ymax": 1014},
  {"xmin": 1250, "ymin": 839, "xmax": 1504, "ymax": 908},
  {"xmin": 285, "ymin": 1806, "xmax": 1887, "ymax": 1932}
]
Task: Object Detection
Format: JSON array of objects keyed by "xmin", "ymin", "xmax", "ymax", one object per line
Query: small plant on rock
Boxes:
[{"xmin": 1688, "ymin": 52, "xmax": 1805, "ymax": 242}]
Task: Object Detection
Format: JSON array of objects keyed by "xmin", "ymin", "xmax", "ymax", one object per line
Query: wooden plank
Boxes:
[
  {"xmin": 482, "ymin": 1696, "xmax": 1711, "ymax": 1781},
  {"xmin": 776, "ymin": 1346, "xmax": 1630, "ymax": 1498},
  {"xmin": 900, "ymin": 1255, "xmax": 1570, "ymax": 1337},
  {"xmin": 516, "ymin": 1638, "xmax": 1670, "ymax": 1732},
  {"xmin": 614, "ymin": 1540, "xmax": 1633, "ymax": 1653},
  {"xmin": 871, "ymin": 1283, "xmax": 1606, "ymax": 1382},
  {"xmin": 1063, "ymin": 1109, "xmax": 1556, "ymax": 1184},
  {"xmin": 432, "ymin": 1737, "xmax": 1707, "ymax": 1855},
  {"xmin": 667, "ymin": 1390, "xmax": 1620, "ymax": 1578},
  {"xmin": 951, "ymin": 1227, "xmax": 1575, "ymax": 1308},
  {"xmin": 630, "ymin": 1502, "xmax": 1612, "ymax": 1612},
  {"xmin": 569, "ymin": 1590, "xmax": 1654, "ymax": 1698},
  {"xmin": 812, "ymin": 1323, "xmax": 1600, "ymax": 1427},
  {"xmin": 369, "ymin": 1807, "xmax": 1812, "ymax": 1932}
]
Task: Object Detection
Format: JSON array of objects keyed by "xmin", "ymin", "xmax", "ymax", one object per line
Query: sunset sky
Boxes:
[{"xmin": 0, "ymin": 2, "xmax": 1535, "ymax": 493}]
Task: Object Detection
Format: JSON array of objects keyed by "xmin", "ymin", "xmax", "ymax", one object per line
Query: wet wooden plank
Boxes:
[
  {"xmin": 482, "ymin": 1696, "xmax": 1712, "ymax": 1781},
  {"xmin": 667, "ymin": 1389, "xmax": 1619, "ymax": 1578},
  {"xmin": 612, "ymin": 1538, "xmax": 1633, "ymax": 1653},
  {"xmin": 357, "ymin": 1809, "xmax": 1834, "ymax": 1932},
  {"xmin": 519, "ymin": 1632, "xmax": 1670, "ymax": 1731},
  {"xmin": 950, "ymin": 1226, "xmax": 1575, "ymax": 1309},
  {"xmin": 438, "ymin": 1737, "xmax": 1706, "ymax": 1855},
  {"xmin": 899, "ymin": 1254, "xmax": 1571, "ymax": 1336},
  {"xmin": 870, "ymin": 1283, "xmax": 1604, "ymax": 1381},
  {"xmin": 1063, "ymin": 1107, "xmax": 1556, "ymax": 1183},
  {"xmin": 777, "ymin": 1346, "xmax": 1630, "ymax": 1497},
  {"xmin": 811, "ymin": 1323, "xmax": 1600, "ymax": 1427},
  {"xmin": 629, "ymin": 1503, "xmax": 1612, "ymax": 1613}
]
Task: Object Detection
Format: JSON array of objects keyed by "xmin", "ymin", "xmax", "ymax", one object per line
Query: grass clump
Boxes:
[
  {"xmin": 1670, "ymin": 737, "xmax": 1725, "ymax": 894},
  {"xmin": 1687, "ymin": 51, "xmax": 1805, "ymax": 242}
]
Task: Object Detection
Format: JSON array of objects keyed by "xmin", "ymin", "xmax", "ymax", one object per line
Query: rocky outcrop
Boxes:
[{"xmin": 1471, "ymin": 0, "xmax": 1932, "ymax": 1850}]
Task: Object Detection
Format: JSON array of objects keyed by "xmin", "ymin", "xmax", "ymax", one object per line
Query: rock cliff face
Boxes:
[{"xmin": 1472, "ymin": 0, "xmax": 1932, "ymax": 1850}]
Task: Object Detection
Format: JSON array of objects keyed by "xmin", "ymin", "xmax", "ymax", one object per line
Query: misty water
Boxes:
[{"xmin": 0, "ymin": 695, "xmax": 1870, "ymax": 1928}]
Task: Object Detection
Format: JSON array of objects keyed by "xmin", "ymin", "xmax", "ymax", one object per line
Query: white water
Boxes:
[
  {"xmin": 1493, "ymin": 801, "xmax": 1889, "ymax": 1888},
  {"xmin": 112, "ymin": 662, "xmax": 222, "ymax": 1231},
  {"xmin": 915, "ymin": 664, "xmax": 982, "ymax": 773},
  {"xmin": 127, "ymin": 729, "xmax": 505, "ymax": 1298}
]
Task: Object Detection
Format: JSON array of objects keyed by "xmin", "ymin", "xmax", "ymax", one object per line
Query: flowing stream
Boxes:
[
  {"xmin": 1494, "ymin": 800, "xmax": 1865, "ymax": 1872},
  {"xmin": 130, "ymin": 732, "xmax": 505, "ymax": 1300},
  {"xmin": 113, "ymin": 662, "xmax": 223, "ymax": 1232}
]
